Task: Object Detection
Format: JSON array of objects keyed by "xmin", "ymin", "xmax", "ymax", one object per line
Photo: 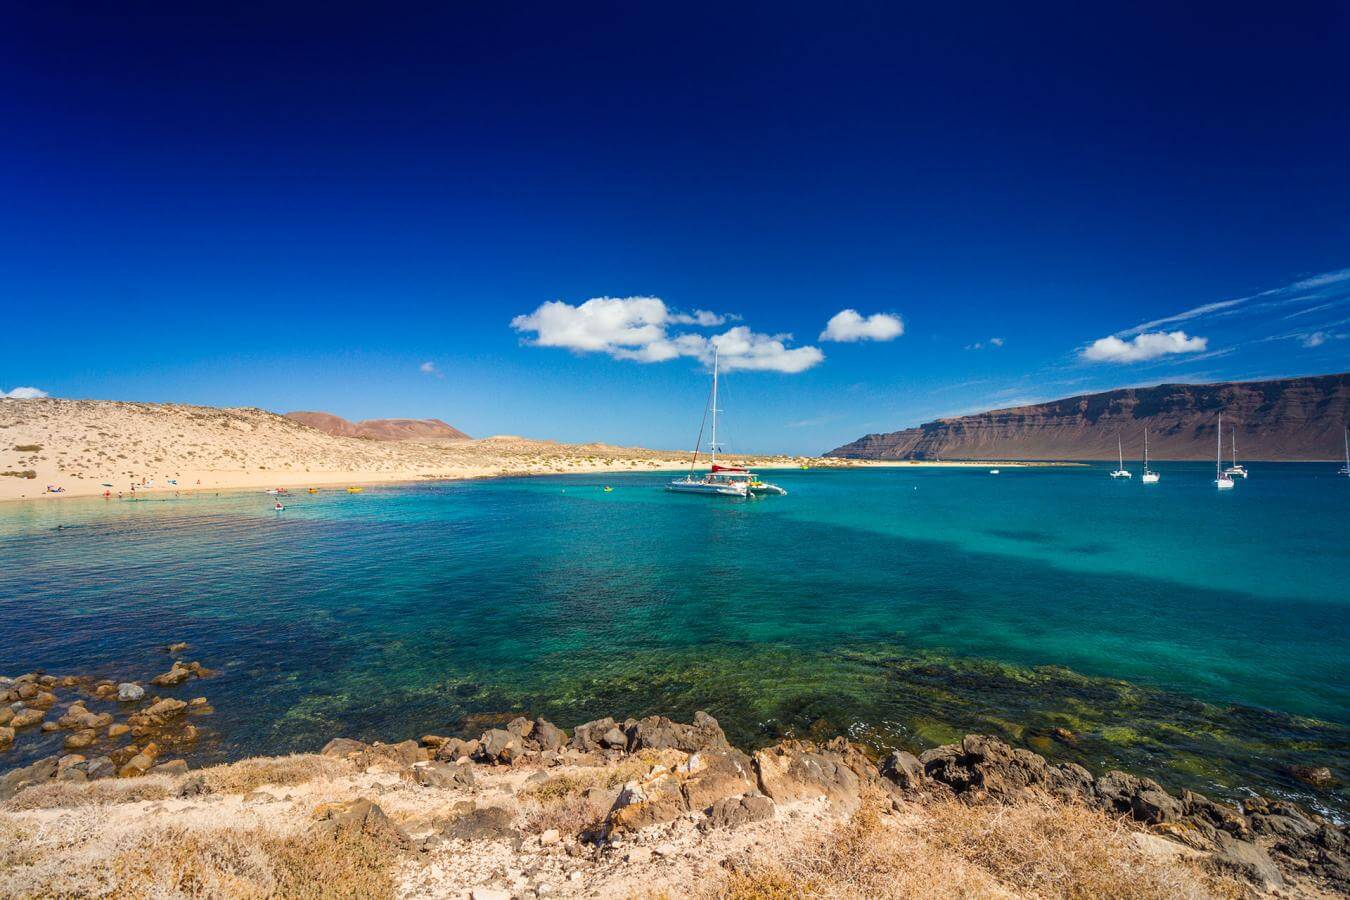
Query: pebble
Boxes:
[{"xmin": 117, "ymin": 683, "xmax": 145, "ymax": 702}]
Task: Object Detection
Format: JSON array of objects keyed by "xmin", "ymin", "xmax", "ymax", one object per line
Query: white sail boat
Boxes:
[
  {"xmin": 1141, "ymin": 428, "xmax": 1159, "ymax": 483},
  {"xmin": 1109, "ymin": 434, "xmax": 1132, "ymax": 478},
  {"xmin": 1215, "ymin": 415, "xmax": 1235, "ymax": 489},
  {"xmin": 1224, "ymin": 427, "xmax": 1248, "ymax": 479},
  {"xmin": 1340, "ymin": 426, "xmax": 1350, "ymax": 477},
  {"xmin": 667, "ymin": 346, "xmax": 786, "ymax": 497}
]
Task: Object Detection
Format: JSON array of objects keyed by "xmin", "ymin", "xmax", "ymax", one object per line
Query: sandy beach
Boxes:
[{"xmin": 0, "ymin": 398, "xmax": 1071, "ymax": 503}]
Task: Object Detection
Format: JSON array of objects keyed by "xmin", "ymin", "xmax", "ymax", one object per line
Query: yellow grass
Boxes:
[{"xmin": 718, "ymin": 793, "xmax": 1246, "ymax": 900}]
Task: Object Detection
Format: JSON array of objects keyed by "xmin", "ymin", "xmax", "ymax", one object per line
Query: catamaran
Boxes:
[
  {"xmin": 1215, "ymin": 415, "xmax": 1235, "ymax": 489},
  {"xmin": 667, "ymin": 346, "xmax": 787, "ymax": 498},
  {"xmin": 1224, "ymin": 427, "xmax": 1248, "ymax": 479},
  {"xmin": 1141, "ymin": 428, "xmax": 1159, "ymax": 483},
  {"xmin": 1109, "ymin": 435, "xmax": 1131, "ymax": 478}
]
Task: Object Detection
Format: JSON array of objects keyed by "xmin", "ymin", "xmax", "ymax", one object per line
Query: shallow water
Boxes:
[{"xmin": 2, "ymin": 464, "xmax": 1347, "ymax": 815}]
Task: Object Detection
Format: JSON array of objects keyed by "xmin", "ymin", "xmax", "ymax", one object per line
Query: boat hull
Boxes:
[{"xmin": 666, "ymin": 480, "xmax": 747, "ymax": 497}]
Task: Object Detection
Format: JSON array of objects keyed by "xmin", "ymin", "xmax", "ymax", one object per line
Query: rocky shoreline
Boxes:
[{"xmin": 3, "ymin": 688, "xmax": 1347, "ymax": 897}]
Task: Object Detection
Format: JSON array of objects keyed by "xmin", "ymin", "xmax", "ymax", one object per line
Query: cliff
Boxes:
[{"xmin": 828, "ymin": 373, "xmax": 1350, "ymax": 460}]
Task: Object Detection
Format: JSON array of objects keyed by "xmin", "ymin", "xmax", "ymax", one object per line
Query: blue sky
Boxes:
[{"xmin": 3, "ymin": 2, "xmax": 1348, "ymax": 454}]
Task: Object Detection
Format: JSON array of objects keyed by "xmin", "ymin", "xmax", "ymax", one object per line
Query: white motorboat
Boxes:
[
  {"xmin": 667, "ymin": 346, "xmax": 786, "ymax": 498},
  {"xmin": 1224, "ymin": 427, "xmax": 1248, "ymax": 478},
  {"xmin": 1141, "ymin": 428, "xmax": 1160, "ymax": 483},
  {"xmin": 1215, "ymin": 415, "xmax": 1235, "ymax": 489},
  {"xmin": 1109, "ymin": 435, "xmax": 1132, "ymax": 478}
]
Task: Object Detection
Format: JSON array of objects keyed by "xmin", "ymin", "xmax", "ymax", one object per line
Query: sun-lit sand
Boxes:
[{"xmin": 0, "ymin": 398, "xmax": 1071, "ymax": 502}]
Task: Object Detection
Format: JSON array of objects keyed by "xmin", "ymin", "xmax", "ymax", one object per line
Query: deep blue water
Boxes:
[{"xmin": 2, "ymin": 463, "xmax": 1347, "ymax": 815}]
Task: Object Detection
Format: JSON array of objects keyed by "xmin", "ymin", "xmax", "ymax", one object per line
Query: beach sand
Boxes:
[{"xmin": 0, "ymin": 398, "xmax": 1067, "ymax": 502}]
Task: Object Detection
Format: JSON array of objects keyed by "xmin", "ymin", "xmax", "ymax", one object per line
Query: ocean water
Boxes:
[{"xmin": 2, "ymin": 463, "xmax": 1347, "ymax": 816}]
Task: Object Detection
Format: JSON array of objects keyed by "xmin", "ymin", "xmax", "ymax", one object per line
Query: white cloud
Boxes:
[
  {"xmin": 819, "ymin": 309, "xmax": 904, "ymax": 342},
  {"xmin": 989, "ymin": 337, "xmax": 1005, "ymax": 347},
  {"xmin": 1302, "ymin": 331, "xmax": 1327, "ymax": 348},
  {"xmin": 669, "ymin": 309, "xmax": 728, "ymax": 326},
  {"xmin": 2, "ymin": 386, "xmax": 48, "ymax": 399},
  {"xmin": 511, "ymin": 296, "xmax": 821, "ymax": 374},
  {"xmin": 1081, "ymin": 330, "xmax": 1208, "ymax": 363},
  {"xmin": 419, "ymin": 360, "xmax": 440, "ymax": 375},
  {"xmin": 966, "ymin": 336, "xmax": 1005, "ymax": 350}
]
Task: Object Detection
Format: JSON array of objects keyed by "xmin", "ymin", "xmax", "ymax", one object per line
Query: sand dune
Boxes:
[{"xmin": 0, "ymin": 399, "xmax": 830, "ymax": 501}]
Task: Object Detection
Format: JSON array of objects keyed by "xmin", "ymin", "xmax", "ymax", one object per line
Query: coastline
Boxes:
[{"xmin": 2, "ymin": 688, "xmax": 1339, "ymax": 897}]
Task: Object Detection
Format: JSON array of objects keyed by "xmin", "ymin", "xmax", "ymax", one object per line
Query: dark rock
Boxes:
[
  {"xmin": 624, "ymin": 711, "xmax": 731, "ymax": 754},
  {"xmin": 505, "ymin": 717, "xmax": 535, "ymax": 740},
  {"xmin": 920, "ymin": 735, "xmax": 1050, "ymax": 802},
  {"xmin": 705, "ymin": 792, "xmax": 775, "ymax": 829},
  {"xmin": 321, "ymin": 738, "xmax": 368, "ymax": 758},
  {"xmin": 880, "ymin": 750, "xmax": 924, "ymax": 790},
  {"xmin": 600, "ymin": 727, "xmax": 628, "ymax": 750},
  {"xmin": 569, "ymin": 717, "xmax": 617, "ymax": 753},
  {"xmin": 414, "ymin": 761, "xmax": 476, "ymax": 789},
  {"xmin": 478, "ymin": 729, "xmax": 523, "ymax": 764},
  {"xmin": 151, "ymin": 759, "xmax": 189, "ymax": 776},
  {"xmin": 434, "ymin": 737, "xmax": 478, "ymax": 762},
  {"xmin": 0, "ymin": 756, "xmax": 58, "ymax": 799},
  {"xmin": 1045, "ymin": 762, "xmax": 1094, "ymax": 802},
  {"xmin": 1289, "ymin": 765, "xmax": 1336, "ymax": 788},
  {"xmin": 85, "ymin": 756, "xmax": 116, "ymax": 780},
  {"xmin": 177, "ymin": 774, "xmax": 210, "ymax": 797},
  {"xmin": 1131, "ymin": 787, "xmax": 1185, "ymax": 825},
  {"xmin": 441, "ymin": 805, "xmax": 517, "ymax": 842},
  {"xmin": 313, "ymin": 798, "xmax": 411, "ymax": 848},
  {"xmin": 532, "ymin": 719, "xmax": 566, "ymax": 752}
]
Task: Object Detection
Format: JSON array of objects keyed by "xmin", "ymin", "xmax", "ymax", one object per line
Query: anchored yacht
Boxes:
[
  {"xmin": 1215, "ymin": 415, "xmax": 1235, "ymax": 489},
  {"xmin": 1141, "ymin": 428, "xmax": 1160, "ymax": 483},
  {"xmin": 667, "ymin": 347, "xmax": 787, "ymax": 498},
  {"xmin": 1109, "ymin": 435, "xmax": 1132, "ymax": 478},
  {"xmin": 1224, "ymin": 427, "xmax": 1248, "ymax": 479}
]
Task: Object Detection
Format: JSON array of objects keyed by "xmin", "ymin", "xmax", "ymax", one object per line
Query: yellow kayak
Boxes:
[
  {"xmin": 346, "ymin": 487, "xmax": 363, "ymax": 494},
  {"xmin": 307, "ymin": 488, "xmax": 319, "ymax": 494}
]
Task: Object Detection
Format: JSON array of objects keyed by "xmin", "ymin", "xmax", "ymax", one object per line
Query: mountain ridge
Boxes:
[
  {"xmin": 284, "ymin": 411, "xmax": 471, "ymax": 442},
  {"xmin": 826, "ymin": 372, "xmax": 1350, "ymax": 461}
]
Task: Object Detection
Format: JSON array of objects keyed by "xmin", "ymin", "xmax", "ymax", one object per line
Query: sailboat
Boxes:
[
  {"xmin": 667, "ymin": 346, "xmax": 786, "ymax": 497},
  {"xmin": 1224, "ymin": 427, "xmax": 1248, "ymax": 479},
  {"xmin": 1215, "ymin": 415, "xmax": 1235, "ymax": 489},
  {"xmin": 1339, "ymin": 426, "xmax": 1350, "ymax": 477},
  {"xmin": 1141, "ymin": 428, "xmax": 1160, "ymax": 483},
  {"xmin": 1109, "ymin": 434, "xmax": 1132, "ymax": 478}
]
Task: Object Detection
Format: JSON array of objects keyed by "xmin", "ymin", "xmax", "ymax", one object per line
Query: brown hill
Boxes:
[
  {"xmin": 827, "ymin": 373, "xmax": 1349, "ymax": 461},
  {"xmin": 285, "ymin": 411, "xmax": 470, "ymax": 442}
]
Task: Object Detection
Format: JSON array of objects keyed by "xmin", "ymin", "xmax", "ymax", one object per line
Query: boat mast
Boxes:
[
  {"xmin": 1216, "ymin": 415, "xmax": 1222, "ymax": 478},
  {"xmin": 1144, "ymin": 428, "xmax": 1148, "ymax": 470},
  {"xmin": 1232, "ymin": 428, "xmax": 1237, "ymax": 467},
  {"xmin": 1118, "ymin": 435, "xmax": 1124, "ymax": 470},
  {"xmin": 709, "ymin": 344, "xmax": 719, "ymax": 468}
]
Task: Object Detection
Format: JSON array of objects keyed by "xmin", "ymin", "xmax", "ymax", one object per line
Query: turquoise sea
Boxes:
[{"xmin": 3, "ymin": 464, "xmax": 1347, "ymax": 816}]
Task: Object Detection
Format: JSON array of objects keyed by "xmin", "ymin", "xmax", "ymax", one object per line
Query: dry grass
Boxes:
[
  {"xmin": 717, "ymin": 792, "xmax": 1247, "ymax": 900},
  {"xmin": 3, "ymin": 775, "xmax": 175, "ymax": 811},
  {"xmin": 193, "ymin": 753, "xmax": 352, "ymax": 795},
  {"xmin": 1, "ymin": 822, "xmax": 395, "ymax": 899},
  {"xmin": 2, "ymin": 755, "xmax": 350, "ymax": 812}
]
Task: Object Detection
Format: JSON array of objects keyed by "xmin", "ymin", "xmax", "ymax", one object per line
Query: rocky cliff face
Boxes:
[
  {"xmin": 828, "ymin": 373, "xmax": 1349, "ymax": 460},
  {"xmin": 285, "ymin": 411, "xmax": 471, "ymax": 442}
]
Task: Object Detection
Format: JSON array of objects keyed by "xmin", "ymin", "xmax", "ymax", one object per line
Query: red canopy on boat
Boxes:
[{"xmin": 711, "ymin": 464, "xmax": 748, "ymax": 473}]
